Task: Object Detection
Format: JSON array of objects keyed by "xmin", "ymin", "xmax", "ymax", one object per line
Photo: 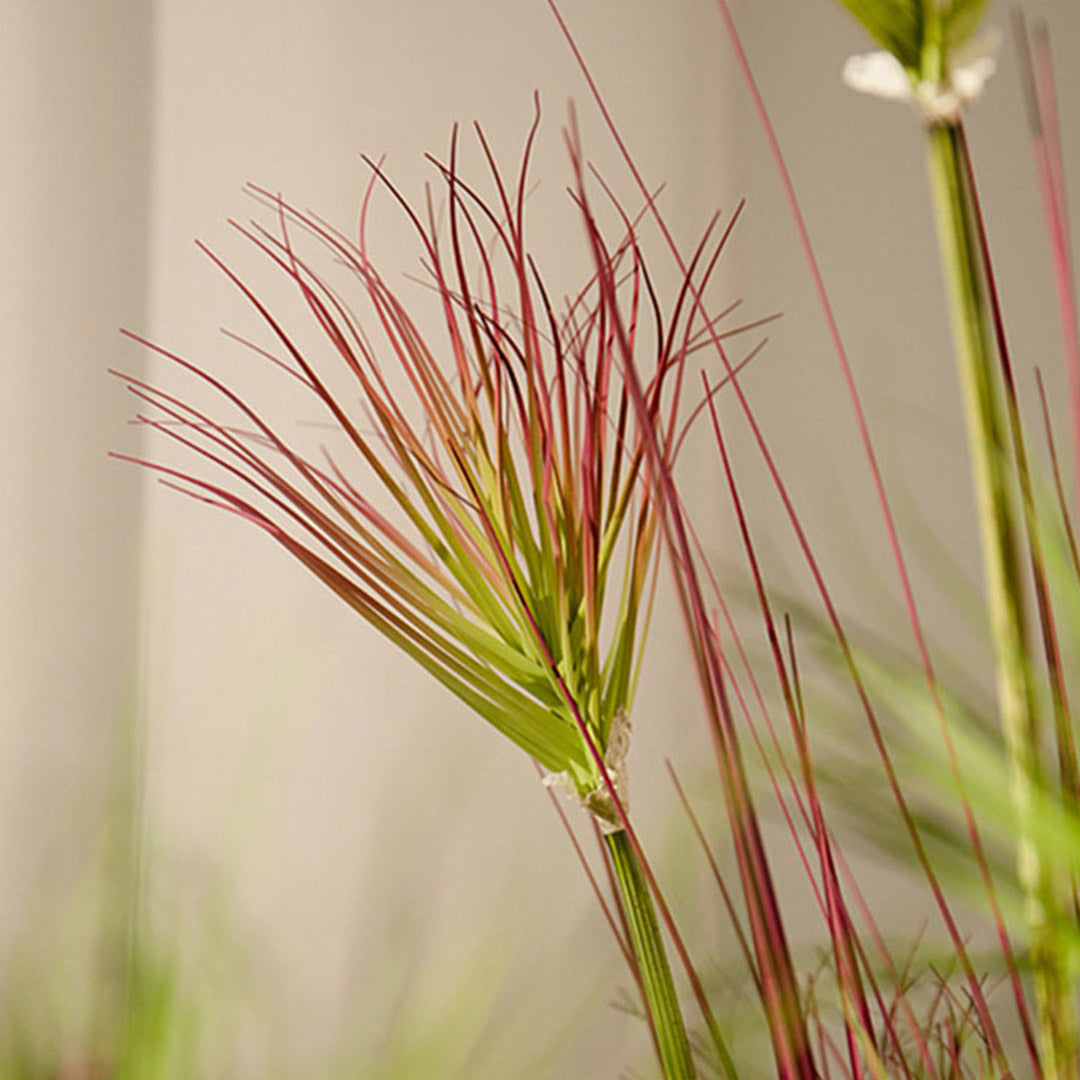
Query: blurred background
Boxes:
[{"xmin": 1, "ymin": 0, "xmax": 1077, "ymax": 1075}]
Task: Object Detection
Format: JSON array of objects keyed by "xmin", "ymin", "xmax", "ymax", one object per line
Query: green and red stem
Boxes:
[{"xmin": 927, "ymin": 117, "xmax": 1077, "ymax": 1080}]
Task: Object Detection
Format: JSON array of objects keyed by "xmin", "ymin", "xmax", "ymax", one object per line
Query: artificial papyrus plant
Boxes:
[{"xmin": 117, "ymin": 108, "xmax": 768, "ymax": 1079}]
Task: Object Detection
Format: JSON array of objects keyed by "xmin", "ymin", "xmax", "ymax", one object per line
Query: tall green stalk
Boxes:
[
  {"xmin": 927, "ymin": 117, "xmax": 1077, "ymax": 1080},
  {"xmin": 831, "ymin": 2, "xmax": 1080, "ymax": 1072}
]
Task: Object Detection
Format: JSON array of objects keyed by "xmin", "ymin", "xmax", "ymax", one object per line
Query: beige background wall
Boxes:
[
  {"xmin": 2, "ymin": 0, "xmax": 1078, "ymax": 1073},
  {"xmin": 0, "ymin": 0, "xmax": 154, "ymax": 983}
]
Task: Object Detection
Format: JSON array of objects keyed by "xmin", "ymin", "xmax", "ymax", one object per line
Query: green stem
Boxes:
[
  {"xmin": 926, "ymin": 121, "xmax": 1077, "ymax": 1080},
  {"xmin": 605, "ymin": 828, "xmax": 698, "ymax": 1080}
]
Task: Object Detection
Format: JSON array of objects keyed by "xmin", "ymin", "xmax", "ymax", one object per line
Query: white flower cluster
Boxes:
[{"xmin": 843, "ymin": 30, "xmax": 999, "ymax": 124}]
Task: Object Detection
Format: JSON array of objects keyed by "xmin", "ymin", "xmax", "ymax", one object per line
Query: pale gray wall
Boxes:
[{"xmin": 0, "ymin": 0, "xmax": 154, "ymax": 975}]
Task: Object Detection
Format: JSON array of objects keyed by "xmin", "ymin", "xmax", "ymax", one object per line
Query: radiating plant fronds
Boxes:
[{"xmin": 116, "ymin": 105, "xmax": 773, "ymax": 1080}]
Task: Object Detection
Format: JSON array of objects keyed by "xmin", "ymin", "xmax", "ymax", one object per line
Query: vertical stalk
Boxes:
[
  {"xmin": 926, "ymin": 121, "xmax": 1077, "ymax": 1080},
  {"xmin": 605, "ymin": 828, "xmax": 698, "ymax": 1080}
]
